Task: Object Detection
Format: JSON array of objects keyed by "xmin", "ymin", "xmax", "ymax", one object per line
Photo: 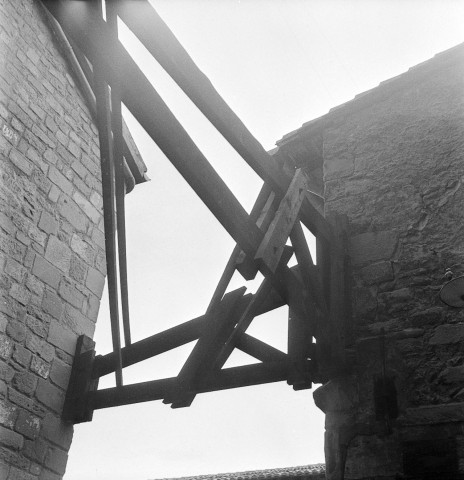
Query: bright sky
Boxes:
[{"xmin": 65, "ymin": 1, "xmax": 464, "ymax": 479}]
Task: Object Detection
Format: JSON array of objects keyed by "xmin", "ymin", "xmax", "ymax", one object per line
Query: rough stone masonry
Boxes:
[
  {"xmin": 0, "ymin": 0, "xmax": 107, "ymax": 478},
  {"xmin": 276, "ymin": 43, "xmax": 464, "ymax": 479}
]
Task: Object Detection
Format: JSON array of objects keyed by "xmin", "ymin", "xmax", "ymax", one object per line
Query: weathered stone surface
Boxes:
[
  {"xmin": 350, "ymin": 230, "xmax": 398, "ymax": 266},
  {"xmin": 47, "ymin": 321, "xmax": 77, "ymax": 356},
  {"xmin": 58, "ymin": 196, "xmax": 87, "ymax": 232},
  {"xmin": 45, "ymin": 447, "xmax": 68, "ymax": 475},
  {"xmin": 15, "ymin": 410, "xmax": 40, "ymax": 440},
  {"xmin": 85, "ymin": 266, "xmax": 105, "ymax": 297},
  {"xmin": 70, "ymin": 234, "xmax": 94, "ymax": 265},
  {"xmin": 58, "ymin": 278, "xmax": 84, "ymax": 309},
  {"xmin": 7, "ymin": 321, "xmax": 27, "ymax": 343},
  {"xmin": 0, "ymin": 334, "xmax": 14, "ymax": 360},
  {"xmin": 361, "ymin": 260, "xmax": 393, "ymax": 284},
  {"xmin": 42, "ymin": 291, "xmax": 63, "ymax": 321},
  {"xmin": 0, "ymin": 401, "xmax": 18, "ymax": 428},
  {"xmin": 38, "ymin": 211, "xmax": 58, "ymax": 236},
  {"xmin": 0, "ymin": 424, "xmax": 24, "ymax": 450},
  {"xmin": 63, "ymin": 305, "xmax": 95, "ymax": 338},
  {"xmin": 72, "ymin": 191, "xmax": 99, "ymax": 224},
  {"xmin": 12, "ymin": 345, "xmax": 32, "ymax": 368},
  {"xmin": 44, "ymin": 236, "xmax": 71, "ymax": 275},
  {"xmin": 49, "ymin": 359, "xmax": 70, "ymax": 391},
  {"xmin": 41, "ymin": 414, "xmax": 73, "ymax": 450},
  {"xmin": 429, "ymin": 323, "xmax": 464, "ymax": 345},
  {"xmin": 8, "ymin": 466, "xmax": 36, "ymax": 480},
  {"xmin": 69, "ymin": 255, "xmax": 87, "ymax": 285},
  {"xmin": 25, "ymin": 334, "xmax": 54, "ymax": 363},
  {"xmin": 13, "ymin": 371, "xmax": 38, "ymax": 396},
  {"xmin": 25, "ymin": 316, "xmax": 48, "ymax": 339},
  {"xmin": 313, "ymin": 379, "xmax": 357, "ymax": 413},
  {"xmin": 48, "ymin": 167, "xmax": 73, "ymax": 196},
  {"xmin": 10, "ymin": 149, "xmax": 33, "ymax": 176},
  {"xmin": 32, "ymin": 256, "xmax": 61, "ymax": 290},
  {"xmin": 400, "ymin": 402, "xmax": 464, "ymax": 425},
  {"xmin": 35, "ymin": 380, "xmax": 65, "ymax": 414},
  {"xmin": 440, "ymin": 365, "xmax": 464, "ymax": 384},
  {"xmin": 30, "ymin": 356, "xmax": 50, "ymax": 380},
  {"xmin": 23, "ymin": 437, "xmax": 47, "ymax": 463},
  {"xmin": 276, "ymin": 44, "xmax": 464, "ymax": 478}
]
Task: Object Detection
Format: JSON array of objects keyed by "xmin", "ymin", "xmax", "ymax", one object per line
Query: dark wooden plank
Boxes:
[
  {"xmin": 255, "ymin": 169, "xmax": 306, "ymax": 274},
  {"xmin": 214, "ymin": 246, "xmax": 293, "ymax": 371},
  {"xmin": 93, "ymin": 46, "xmax": 123, "ymax": 388},
  {"xmin": 92, "ymin": 362, "xmax": 289, "ymax": 411},
  {"xmin": 93, "ymin": 316, "xmax": 206, "ymax": 378},
  {"xmin": 287, "ymin": 307, "xmax": 313, "ymax": 390},
  {"xmin": 169, "ymin": 288, "xmax": 250, "ymax": 407},
  {"xmin": 236, "ymin": 334, "xmax": 287, "ymax": 363},
  {"xmin": 117, "ymin": 1, "xmax": 334, "ymax": 243},
  {"xmin": 235, "ymin": 186, "xmax": 276, "ymax": 280},
  {"xmin": 106, "ymin": 1, "xmax": 132, "ymax": 348},
  {"xmin": 62, "ymin": 335, "xmax": 98, "ymax": 424},
  {"xmin": 41, "ymin": 0, "xmax": 264, "ymax": 259},
  {"xmin": 290, "ymin": 222, "xmax": 328, "ymax": 316},
  {"xmin": 206, "ymin": 184, "xmax": 274, "ymax": 313}
]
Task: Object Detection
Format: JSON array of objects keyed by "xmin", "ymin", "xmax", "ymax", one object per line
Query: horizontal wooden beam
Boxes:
[
  {"xmin": 93, "ymin": 315, "xmax": 207, "ymax": 378},
  {"xmin": 92, "ymin": 362, "xmax": 289, "ymax": 410}
]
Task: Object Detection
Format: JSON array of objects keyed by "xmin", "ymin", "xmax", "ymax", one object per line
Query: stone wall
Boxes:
[
  {"xmin": 277, "ymin": 44, "xmax": 464, "ymax": 479},
  {"xmin": 0, "ymin": 0, "xmax": 106, "ymax": 478}
]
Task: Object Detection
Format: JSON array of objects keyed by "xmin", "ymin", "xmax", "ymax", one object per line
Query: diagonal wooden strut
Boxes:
[{"xmin": 117, "ymin": 0, "xmax": 334, "ymax": 243}]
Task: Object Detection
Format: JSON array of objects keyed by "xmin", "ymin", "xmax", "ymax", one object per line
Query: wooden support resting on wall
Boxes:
[{"xmin": 43, "ymin": 0, "xmax": 352, "ymax": 422}]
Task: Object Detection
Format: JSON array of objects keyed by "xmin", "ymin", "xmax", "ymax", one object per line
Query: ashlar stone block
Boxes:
[{"xmin": 44, "ymin": 236, "xmax": 71, "ymax": 275}]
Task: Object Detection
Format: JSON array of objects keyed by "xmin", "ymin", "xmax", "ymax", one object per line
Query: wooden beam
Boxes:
[
  {"xmin": 235, "ymin": 187, "xmax": 276, "ymax": 280},
  {"xmin": 255, "ymin": 169, "xmax": 306, "ymax": 275},
  {"xmin": 214, "ymin": 246, "xmax": 293, "ymax": 371},
  {"xmin": 287, "ymin": 307, "xmax": 313, "ymax": 390},
  {"xmin": 106, "ymin": 0, "xmax": 132, "ymax": 348},
  {"xmin": 93, "ymin": 53, "xmax": 123, "ymax": 388},
  {"xmin": 206, "ymin": 183, "xmax": 273, "ymax": 313},
  {"xmin": 92, "ymin": 362, "xmax": 289, "ymax": 411},
  {"xmin": 93, "ymin": 316, "xmax": 206, "ymax": 378},
  {"xmin": 290, "ymin": 222, "xmax": 328, "ymax": 317},
  {"xmin": 41, "ymin": 0, "xmax": 264, "ymax": 259},
  {"xmin": 117, "ymin": 0, "xmax": 334, "ymax": 243},
  {"xmin": 169, "ymin": 288, "xmax": 250, "ymax": 407},
  {"xmin": 236, "ymin": 334, "xmax": 287, "ymax": 363}
]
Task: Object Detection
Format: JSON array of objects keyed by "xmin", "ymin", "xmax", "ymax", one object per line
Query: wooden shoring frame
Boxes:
[{"xmin": 41, "ymin": 0, "xmax": 351, "ymax": 424}]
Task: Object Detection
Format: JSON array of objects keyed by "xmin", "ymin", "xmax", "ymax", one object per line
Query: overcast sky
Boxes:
[{"xmin": 65, "ymin": 1, "xmax": 464, "ymax": 479}]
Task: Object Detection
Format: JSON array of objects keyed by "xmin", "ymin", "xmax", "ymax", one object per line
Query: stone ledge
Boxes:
[{"xmin": 398, "ymin": 402, "xmax": 464, "ymax": 426}]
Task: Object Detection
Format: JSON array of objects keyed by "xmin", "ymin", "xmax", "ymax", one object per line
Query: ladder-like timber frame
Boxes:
[{"xmin": 40, "ymin": 0, "xmax": 351, "ymax": 424}]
